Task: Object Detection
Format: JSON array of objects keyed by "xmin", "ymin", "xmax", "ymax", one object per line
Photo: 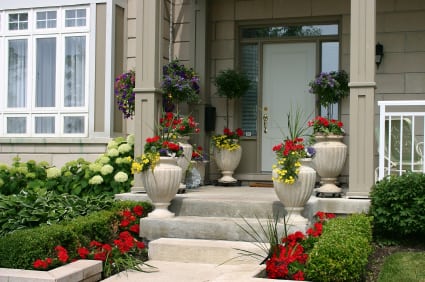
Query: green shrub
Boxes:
[
  {"xmin": 370, "ymin": 172, "xmax": 425, "ymax": 239},
  {"xmin": 0, "ymin": 201, "xmax": 152, "ymax": 269},
  {"xmin": 0, "ymin": 190, "xmax": 116, "ymax": 236},
  {"xmin": 0, "ymin": 135, "xmax": 135, "ymax": 197},
  {"xmin": 305, "ymin": 214, "xmax": 373, "ymax": 282}
]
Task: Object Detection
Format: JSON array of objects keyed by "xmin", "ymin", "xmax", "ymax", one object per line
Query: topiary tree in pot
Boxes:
[{"xmin": 214, "ymin": 69, "xmax": 251, "ymax": 128}]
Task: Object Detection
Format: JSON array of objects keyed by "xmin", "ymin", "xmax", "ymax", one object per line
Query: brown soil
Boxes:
[{"xmin": 365, "ymin": 243, "xmax": 425, "ymax": 282}]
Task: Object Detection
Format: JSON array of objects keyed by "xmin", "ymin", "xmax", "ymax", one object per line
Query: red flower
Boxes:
[
  {"xmin": 94, "ymin": 251, "xmax": 107, "ymax": 261},
  {"xmin": 120, "ymin": 219, "xmax": 130, "ymax": 227},
  {"xmin": 293, "ymin": 270, "xmax": 305, "ymax": 281},
  {"xmin": 236, "ymin": 128, "xmax": 244, "ymax": 137},
  {"xmin": 55, "ymin": 246, "xmax": 69, "ymax": 263},
  {"xmin": 78, "ymin": 247, "xmax": 90, "ymax": 259},
  {"xmin": 130, "ymin": 224, "xmax": 140, "ymax": 234},
  {"xmin": 122, "ymin": 210, "xmax": 132, "ymax": 218},
  {"xmin": 33, "ymin": 259, "xmax": 51, "ymax": 269},
  {"xmin": 146, "ymin": 135, "xmax": 160, "ymax": 143},
  {"xmin": 90, "ymin": 240, "xmax": 102, "ymax": 248},
  {"xmin": 132, "ymin": 205, "xmax": 144, "ymax": 216},
  {"xmin": 136, "ymin": 241, "xmax": 146, "ymax": 249}
]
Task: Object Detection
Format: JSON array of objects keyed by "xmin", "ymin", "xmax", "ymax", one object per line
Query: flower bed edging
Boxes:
[{"xmin": 0, "ymin": 260, "xmax": 102, "ymax": 282}]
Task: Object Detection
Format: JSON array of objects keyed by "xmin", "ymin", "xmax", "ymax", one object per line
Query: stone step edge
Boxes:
[
  {"xmin": 0, "ymin": 260, "xmax": 102, "ymax": 282},
  {"xmin": 148, "ymin": 238, "xmax": 269, "ymax": 265}
]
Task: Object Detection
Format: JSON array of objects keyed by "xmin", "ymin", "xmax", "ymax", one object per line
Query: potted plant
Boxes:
[
  {"xmin": 190, "ymin": 145, "xmax": 209, "ymax": 186},
  {"xmin": 114, "ymin": 70, "xmax": 135, "ymax": 119},
  {"xmin": 308, "ymin": 116, "xmax": 347, "ymax": 196},
  {"xmin": 214, "ymin": 69, "xmax": 251, "ymax": 128},
  {"xmin": 271, "ymin": 109, "xmax": 316, "ymax": 225},
  {"xmin": 308, "ymin": 70, "xmax": 349, "ymax": 119},
  {"xmin": 212, "ymin": 127, "xmax": 244, "ymax": 184},
  {"xmin": 131, "ymin": 134, "xmax": 183, "ymax": 218},
  {"xmin": 161, "ymin": 59, "xmax": 200, "ymax": 111}
]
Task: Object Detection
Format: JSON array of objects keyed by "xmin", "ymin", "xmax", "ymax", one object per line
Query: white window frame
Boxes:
[
  {"xmin": 1, "ymin": 5, "xmax": 91, "ymax": 137},
  {"xmin": 6, "ymin": 10, "xmax": 31, "ymax": 34},
  {"xmin": 35, "ymin": 9, "xmax": 59, "ymax": 32}
]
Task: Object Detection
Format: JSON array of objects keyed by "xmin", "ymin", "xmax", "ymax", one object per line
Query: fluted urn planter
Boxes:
[
  {"xmin": 141, "ymin": 157, "xmax": 182, "ymax": 218},
  {"xmin": 312, "ymin": 134, "xmax": 347, "ymax": 196},
  {"xmin": 214, "ymin": 146, "xmax": 242, "ymax": 183},
  {"xmin": 272, "ymin": 159, "xmax": 316, "ymax": 225},
  {"xmin": 176, "ymin": 136, "xmax": 193, "ymax": 190}
]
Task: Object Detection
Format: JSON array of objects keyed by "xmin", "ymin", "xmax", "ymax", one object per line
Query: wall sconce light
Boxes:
[{"xmin": 375, "ymin": 43, "xmax": 384, "ymax": 68}]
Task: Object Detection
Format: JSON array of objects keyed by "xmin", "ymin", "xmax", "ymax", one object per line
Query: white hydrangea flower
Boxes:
[
  {"xmin": 107, "ymin": 140, "xmax": 118, "ymax": 149},
  {"xmin": 114, "ymin": 171, "xmax": 128, "ymax": 183},
  {"xmin": 101, "ymin": 164, "xmax": 114, "ymax": 175},
  {"xmin": 89, "ymin": 163, "xmax": 103, "ymax": 172},
  {"xmin": 46, "ymin": 167, "xmax": 61, "ymax": 179},
  {"xmin": 118, "ymin": 143, "xmax": 132, "ymax": 154},
  {"xmin": 126, "ymin": 134, "xmax": 135, "ymax": 146},
  {"xmin": 89, "ymin": 175, "xmax": 104, "ymax": 185},
  {"xmin": 107, "ymin": 148, "xmax": 119, "ymax": 157},
  {"xmin": 98, "ymin": 156, "xmax": 110, "ymax": 164}
]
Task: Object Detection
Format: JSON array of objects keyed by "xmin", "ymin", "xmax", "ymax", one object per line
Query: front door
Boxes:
[{"xmin": 261, "ymin": 43, "xmax": 316, "ymax": 172}]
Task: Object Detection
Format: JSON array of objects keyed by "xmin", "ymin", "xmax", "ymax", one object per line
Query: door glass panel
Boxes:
[
  {"xmin": 240, "ymin": 44, "xmax": 258, "ymax": 137},
  {"xmin": 242, "ymin": 24, "xmax": 338, "ymax": 39},
  {"xmin": 36, "ymin": 38, "xmax": 56, "ymax": 107},
  {"xmin": 8, "ymin": 39, "xmax": 27, "ymax": 108},
  {"xmin": 320, "ymin": 42, "xmax": 340, "ymax": 119}
]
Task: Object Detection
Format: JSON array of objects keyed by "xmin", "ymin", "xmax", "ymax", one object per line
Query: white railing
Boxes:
[{"xmin": 377, "ymin": 100, "xmax": 425, "ymax": 181}]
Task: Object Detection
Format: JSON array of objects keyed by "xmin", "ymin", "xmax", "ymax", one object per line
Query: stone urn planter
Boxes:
[
  {"xmin": 214, "ymin": 146, "xmax": 242, "ymax": 183},
  {"xmin": 176, "ymin": 136, "xmax": 193, "ymax": 190},
  {"xmin": 272, "ymin": 159, "xmax": 316, "ymax": 225},
  {"xmin": 312, "ymin": 135, "xmax": 347, "ymax": 196},
  {"xmin": 141, "ymin": 157, "xmax": 182, "ymax": 218}
]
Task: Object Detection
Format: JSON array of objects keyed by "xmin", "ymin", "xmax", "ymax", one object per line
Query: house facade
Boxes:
[{"xmin": 1, "ymin": 0, "xmax": 425, "ymax": 197}]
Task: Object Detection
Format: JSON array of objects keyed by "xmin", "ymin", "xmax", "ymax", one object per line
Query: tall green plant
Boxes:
[{"xmin": 214, "ymin": 69, "xmax": 251, "ymax": 128}]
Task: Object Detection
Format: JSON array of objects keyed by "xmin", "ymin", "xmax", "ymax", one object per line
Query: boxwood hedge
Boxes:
[
  {"xmin": 0, "ymin": 201, "xmax": 152, "ymax": 269},
  {"xmin": 305, "ymin": 214, "xmax": 373, "ymax": 282}
]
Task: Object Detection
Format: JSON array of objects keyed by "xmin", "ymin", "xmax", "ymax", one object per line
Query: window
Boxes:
[
  {"xmin": 9, "ymin": 13, "xmax": 28, "ymax": 31},
  {"xmin": 65, "ymin": 9, "xmax": 87, "ymax": 27},
  {"xmin": 0, "ymin": 6, "xmax": 90, "ymax": 137},
  {"xmin": 36, "ymin": 11, "xmax": 57, "ymax": 29}
]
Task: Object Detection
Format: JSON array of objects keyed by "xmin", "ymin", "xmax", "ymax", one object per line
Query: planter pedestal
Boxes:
[
  {"xmin": 312, "ymin": 135, "xmax": 347, "ymax": 196},
  {"xmin": 214, "ymin": 147, "xmax": 242, "ymax": 183},
  {"xmin": 141, "ymin": 157, "xmax": 182, "ymax": 218},
  {"xmin": 272, "ymin": 159, "xmax": 316, "ymax": 226}
]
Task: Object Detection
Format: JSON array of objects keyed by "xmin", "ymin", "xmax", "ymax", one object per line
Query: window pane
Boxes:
[
  {"xmin": 240, "ymin": 44, "xmax": 258, "ymax": 136},
  {"xmin": 241, "ymin": 24, "xmax": 338, "ymax": 39},
  {"xmin": 8, "ymin": 13, "xmax": 28, "ymax": 31},
  {"xmin": 36, "ymin": 38, "xmax": 56, "ymax": 107},
  {"xmin": 64, "ymin": 116, "xmax": 84, "ymax": 133},
  {"xmin": 64, "ymin": 36, "xmax": 86, "ymax": 107},
  {"xmin": 36, "ymin": 11, "xmax": 57, "ymax": 29},
  {"xmin": 7, "ymin": 117, "xmax": 26, "ymax": 133},
  {"xmin": 35, "ymin": 117, "xmax": 55, "ymax": 133},
  {"xmin": 65, "ymin": 9, "xmax": 86, "ymax": 27},
  {"xmin": 8, "ymin": 39, "xmax": 27, "ymax": 108}
]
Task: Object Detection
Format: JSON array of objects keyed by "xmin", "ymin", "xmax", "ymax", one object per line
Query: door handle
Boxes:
[{"xmin": 263, "ymin": 113, "xmax": 268, "ymax": 134}]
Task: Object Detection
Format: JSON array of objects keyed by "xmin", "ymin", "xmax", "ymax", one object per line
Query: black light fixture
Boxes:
[{"xmin": 375, "ymin": 43, "xmax": 384, "ymax": 68}]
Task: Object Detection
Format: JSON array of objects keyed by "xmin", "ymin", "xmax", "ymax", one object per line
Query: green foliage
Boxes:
[
  {"xmin": 370, "ymin": 172, "xmax": 425, "ymax": 240},
  {"xmin": 305, "ymin": 214, "xmax": 373, "ymax": 282},
  {"xmin": 0, "ymin": 190, "xmax": 116, "ymax": 236},
  {"xmin": 214, "ymin": 69, "xmax": 251, "ymax": 100},
  {"xmin": 0, "ymin": 201, "xmax": 152, "ymax": 269},
  {"xmin": 0, "ymin": 135, "xmax": 135, "ymax": 197}
]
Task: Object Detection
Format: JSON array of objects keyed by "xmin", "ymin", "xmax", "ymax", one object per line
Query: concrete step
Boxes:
[
  {"xmin": 116, "ymin": 187, "xmax": 287, "ymax": 218},
  {"xmin": 140, "ymin": 216, "xmax": 305, "ymax": 242},
  {"xmin": 148, "ymin": 238, "xmax": 266, "ymax": 265}
]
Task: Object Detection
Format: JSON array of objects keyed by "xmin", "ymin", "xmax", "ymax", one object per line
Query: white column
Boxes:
[
  {"xmin": 132, "ymin": 0, "xmax": 164, "ymax": 192},
  {"xmin": 347, "ymin": 0, "xmax": 376, "ymax": 198}
]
